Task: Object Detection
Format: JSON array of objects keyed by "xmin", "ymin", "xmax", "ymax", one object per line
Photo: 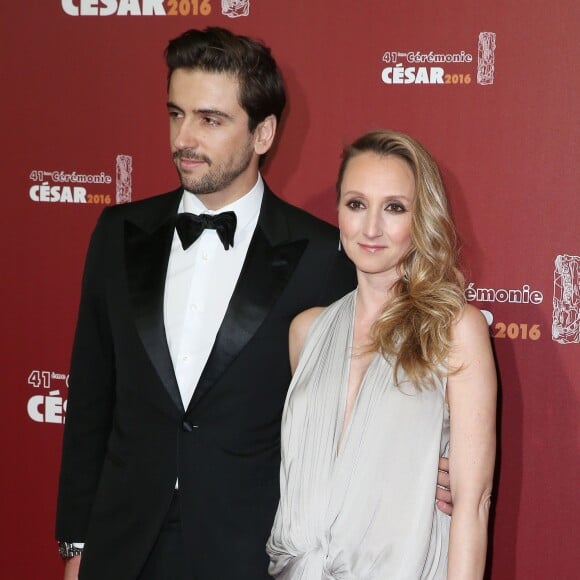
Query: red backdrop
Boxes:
[{"xmin": 2, "ymin": 1, "xmax": 578, "ymax": 578}]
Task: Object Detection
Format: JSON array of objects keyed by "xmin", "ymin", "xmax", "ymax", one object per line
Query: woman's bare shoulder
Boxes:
[
  {"xmin": 288, "ymin": 307, "xmax": 325, "ymax": 373},
  {"xmin": 452, "ymin": 303, "xmax": 490, "ymax": 341},
  {"xmin": 448, "ymin": 303, "xmax": 496, "ymax": 387},
  {"xmin": 290, "ymin": 307, "xmax": 326, "ymax": 350}
]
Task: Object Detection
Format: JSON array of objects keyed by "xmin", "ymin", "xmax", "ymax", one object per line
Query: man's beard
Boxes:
[{"xmin": 173, "ymin": 147, "xmax": 254, "ymax": 195}]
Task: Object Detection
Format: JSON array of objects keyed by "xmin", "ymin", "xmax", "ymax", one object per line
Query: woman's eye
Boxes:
[
  {"xmin": 386, "ymin": 202, "xmax": 405, "ymax": 213},
  {"xmin": 347, "ymin": 200, "xmax": 364, "ymax": 210}
]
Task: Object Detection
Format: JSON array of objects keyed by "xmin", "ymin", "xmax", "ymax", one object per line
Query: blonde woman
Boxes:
[{"xmin": 267, "ymin": 130, "xmax": 497, "ymax": 579}]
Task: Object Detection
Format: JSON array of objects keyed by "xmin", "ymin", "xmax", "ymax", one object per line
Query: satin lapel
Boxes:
[
  {"xmin": 124, "ymin": 193, "xmax": 184, "ymax": 413},
  {"xmin": 187, "ymin": 190, "xmax": 307, "ymax": 411}
]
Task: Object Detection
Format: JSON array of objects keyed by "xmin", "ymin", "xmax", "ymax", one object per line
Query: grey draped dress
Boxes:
[{"xmin": 267, "ymin": 291, "xmax": 450, "ymax": 579}]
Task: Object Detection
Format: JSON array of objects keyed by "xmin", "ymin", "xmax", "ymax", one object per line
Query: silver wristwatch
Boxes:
[{"xmin": 58, "ymin": 542, "xmax": 84, "ymax": 559}]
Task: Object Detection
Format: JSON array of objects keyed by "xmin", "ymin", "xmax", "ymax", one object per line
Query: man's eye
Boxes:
[{"xmin": 203, "ymin": 117, "xmax": 220, "ymax": 126}]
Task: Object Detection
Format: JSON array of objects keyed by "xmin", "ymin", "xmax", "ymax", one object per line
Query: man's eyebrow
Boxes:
[
  {"xmin": 166, "ymin": 102, "xmax": 233, "ymax": 121},
  {"xmin": 194, "ymin": 108, "xmax": 234, "ymax": 120}
]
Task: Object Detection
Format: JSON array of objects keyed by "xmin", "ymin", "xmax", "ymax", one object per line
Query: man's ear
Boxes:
[{"xmin": 253, "ymin": 115, "xmax": 277, "ymax": 155}]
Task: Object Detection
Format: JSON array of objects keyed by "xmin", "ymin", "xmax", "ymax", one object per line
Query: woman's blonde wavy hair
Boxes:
[{"xmin": 336, "ymin": 130, "xmax": 466, "ymax": 388}]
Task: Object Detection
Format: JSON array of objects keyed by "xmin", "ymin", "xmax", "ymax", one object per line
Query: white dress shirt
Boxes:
[
  {"xmin": 70, "ymin": 178, "xmax": 264, "ymax": 541},
  {"xmin": 164, "ymin": 176, "xmax": 264, "ymax": 409}
]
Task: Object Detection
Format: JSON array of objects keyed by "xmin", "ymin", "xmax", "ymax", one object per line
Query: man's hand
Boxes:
[
  {"xmin": 63, "ymin": 555, "xmax": 81, "ymax": 580},
  {"xmin": 436, "ymin": 456, "xmax": 453, "ymax": 515}
]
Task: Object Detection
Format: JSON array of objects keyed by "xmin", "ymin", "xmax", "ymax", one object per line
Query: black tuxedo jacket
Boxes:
[{"xmin": 56, "ymin": 185, "xmax": 356, "ymax": 579}]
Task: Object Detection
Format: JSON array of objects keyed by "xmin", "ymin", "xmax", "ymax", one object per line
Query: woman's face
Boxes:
[{"xmin": 338, "ymin": 152, "xmax": 415, "ymax": 283}]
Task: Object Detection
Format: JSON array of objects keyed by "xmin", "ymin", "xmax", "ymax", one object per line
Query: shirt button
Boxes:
[
  {"xmin": 201, "ymin": 253, "xmax": 209, "ymax": 261},
  {"xmin": 190, "ymin": 304, "xmax": 198, "ymax": 312},
  {"xmin": 182, "ymin": 354, "xmax": 190, "ymax": 363}
]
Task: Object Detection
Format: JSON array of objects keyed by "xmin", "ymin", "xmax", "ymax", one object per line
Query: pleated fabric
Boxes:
[{"xmin": 267, "ymin": 291, "xmax": 450, "ymax": 579}]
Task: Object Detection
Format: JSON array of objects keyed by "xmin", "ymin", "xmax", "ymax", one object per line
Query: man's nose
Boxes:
[{"xmin": 173, "ymin": 118, "xmax": 199, "ymax": 150}]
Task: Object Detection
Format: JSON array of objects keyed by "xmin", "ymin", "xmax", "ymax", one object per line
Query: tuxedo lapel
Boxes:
[
  {"xmin": 187, "ymin": 189, "xmax": 307, "ymax": 411},
  {"xmin": 124, "ymin": 190, "xmax": 185, "ymax": 413}
]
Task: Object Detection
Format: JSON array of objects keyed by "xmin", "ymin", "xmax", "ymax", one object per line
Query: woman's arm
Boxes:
[
  {"xmin": 447, "ymin": 305, "xmax": 497, "ymax": 579},
  {"xmin": 288, "ymin": 307, "xmax": 324, "ymax": 374}
]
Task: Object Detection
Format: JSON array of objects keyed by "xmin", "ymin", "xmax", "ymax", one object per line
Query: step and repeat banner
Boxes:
[{"xmin": 2, "ymin": 1, "xmax": 578, "ymax": 578}]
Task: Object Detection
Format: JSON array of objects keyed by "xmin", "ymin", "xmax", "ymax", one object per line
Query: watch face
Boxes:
[{"xmin": 58, "ymin": 542, "xmax": 83, "ymax": 559}]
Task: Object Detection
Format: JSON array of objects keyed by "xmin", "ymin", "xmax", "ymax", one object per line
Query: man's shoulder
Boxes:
[{"xmin": 264, "ymin": 189, "xmax": 338, "ymax": 240}]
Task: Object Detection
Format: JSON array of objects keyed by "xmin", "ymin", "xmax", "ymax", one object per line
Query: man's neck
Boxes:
[{"xmin": 184, "ymin": 174, "xmax": 263, "ymax": 212}]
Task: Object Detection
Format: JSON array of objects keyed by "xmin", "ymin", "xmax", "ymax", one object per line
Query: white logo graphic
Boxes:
[
  {"xmin": 382, "ymin": 33, "xmax": 495, "ymax": 86},
  {"xmin": 222, "ymin": 0, "xmax": 249, "ymax": 18},
  {"xmin": 61, "ymin": 0, "xmax": 213, "ymax": 17},
  {"xmin": 477, "ymin": 32, "xmax": 496, "ymax": 85},
  {"xmin": 116, "ymin": 155, "xmax": 133, "ymax": 204},
  {"xmin": 28, "ymin": 155, "xmax": 131, "ymax": 205},
  {"xmin": 62, "ymin": 0, "xmax": 165, "ymax": 16},
  {"xmin": 27, "ymin": 370, "xmax": 69, "ymax": 424},
  {"xmin": 552, "ymin": 254, "xmax": 580, "ymax": 344},
  {"xmin": 466, "ymin": 282, "xmax": 544, "ymax": 304}
]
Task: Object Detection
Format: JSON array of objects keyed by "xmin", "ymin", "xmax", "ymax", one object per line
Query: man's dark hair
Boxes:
[{"xmin": 165, "ymin": 27, "xmax": 286, "ymax": 132}]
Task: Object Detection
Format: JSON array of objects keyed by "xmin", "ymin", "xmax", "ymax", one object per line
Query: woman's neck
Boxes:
[{"xmin": 355, "ymin": 274, "xmax": 398, "ymax": 322}]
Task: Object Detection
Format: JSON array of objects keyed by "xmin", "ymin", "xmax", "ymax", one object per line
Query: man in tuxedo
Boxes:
[{"xmin": 56, "ymin": 27, "xmax": 452, "ymax": 580}]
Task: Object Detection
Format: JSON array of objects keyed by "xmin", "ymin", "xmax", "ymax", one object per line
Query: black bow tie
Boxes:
[{"xmin": 175, "ymin": 211, "xmax": 237, "ymax": 251}]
